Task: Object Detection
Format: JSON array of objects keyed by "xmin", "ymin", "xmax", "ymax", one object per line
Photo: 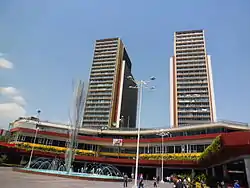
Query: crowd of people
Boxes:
[{"xmin": 123, "ymin": 173, "xmax": 242, "ymax": 188}]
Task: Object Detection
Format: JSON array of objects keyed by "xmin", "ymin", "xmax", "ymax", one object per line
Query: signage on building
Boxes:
[{"xmin": 112, "ymin": 139, "xmax": 123, "ymax": 146}]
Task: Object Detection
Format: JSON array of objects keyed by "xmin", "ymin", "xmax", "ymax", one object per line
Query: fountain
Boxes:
[{"xmin": 13, "ymin": 80, "xmax": 123, "ymax": 182}]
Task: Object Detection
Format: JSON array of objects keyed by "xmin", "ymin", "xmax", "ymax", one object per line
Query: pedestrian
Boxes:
[
  {"xmin": 131, "ymin": 172, "xmax": 134, "ymax": 179},
  {"xmin": 234, "ymin": 180, "xmax": 240, "ymax": 188},
  {"xmin": 123, "ymin": 173, "xmax": 128, "ymax": 187},
  {"xmin": 176, "ymin": 178, "xmax": 183, "ymax": 188},
  {"xmin": 139, "ymin": 178, "xmax": 144, "ymax": 188},
  {"xmin": 183, "ymin": 178, "xmax": 188, "ymax": 188},
  {"xmin": 153, "ymin": 177, "xmax": 157, "ymax": 187},
  {"xmin": 157, "ymin": 176, "xmax": 160, "ymax": 184}
]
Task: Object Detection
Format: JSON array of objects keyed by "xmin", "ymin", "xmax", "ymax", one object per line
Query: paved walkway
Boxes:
[{"xmin": 0, "ymin": 167, "xmax": 173, "ymax": 188}]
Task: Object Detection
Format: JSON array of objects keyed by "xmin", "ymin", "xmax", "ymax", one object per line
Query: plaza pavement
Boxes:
[{"xmin": 0, "ymin": 167, "xmax": 173, "ymax": 188}]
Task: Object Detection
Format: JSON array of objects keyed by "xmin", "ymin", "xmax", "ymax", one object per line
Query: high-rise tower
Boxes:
[
  {"xmin": 170, "ymin": 30, "xmax": 216, "ymax": 127},
  {"xmin": 83, "ymin": 38, "xmax": 138, "ymax": 128}
]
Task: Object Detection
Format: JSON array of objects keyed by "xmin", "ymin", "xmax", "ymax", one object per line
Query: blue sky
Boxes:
[{"xmin": 0, "ymin": 0, "xmax": 249, "ymax": 128}]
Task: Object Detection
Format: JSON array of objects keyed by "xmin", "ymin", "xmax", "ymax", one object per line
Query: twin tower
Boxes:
[{"xmin": 82, "ymin": 30, "xmax": 216, "ymax": 129}]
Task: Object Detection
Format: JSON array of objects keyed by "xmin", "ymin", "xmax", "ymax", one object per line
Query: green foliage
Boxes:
[
  {"xmin": 0, "ymin": 154, "xmax": 7, "ymax": 164},
  {"xmin": 16, "ymin": 142, "xmax": 95, "ymax": 156},
  {"xmin": 0, "ymin": 133, "xmax": 11, "ymax": 142},
  {"xmin": 0, "ymin": 136, "xmax": 5, "ymax": 141},
  {"xmin": 199, "ymin": 135, "xmax": 221, "ymax": 161},
  {"xmin": 140, "ymin": 153, "xmax": 201, "ymax": 161}
]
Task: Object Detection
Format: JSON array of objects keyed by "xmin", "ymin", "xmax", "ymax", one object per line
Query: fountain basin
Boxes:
[{"xmin": 13, "ymin": 168, "xmax": 124, "ymax": 182}]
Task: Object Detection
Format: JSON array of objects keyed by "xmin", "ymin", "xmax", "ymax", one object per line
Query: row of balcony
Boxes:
[
  {"xmin": 83, "ymin": 118, "xmax": 109, "ymax": 122},
  {"xmin": 89, "ymin": 83, "xmax": 113, "ymax": 88},
  {"xmin": 93, "ymin": 57, "xmax": 117, "ymax": 63},
  {"xmin": 178, "ymin": 98, "xmax": 209, "ymax": 102},
  {"xmin": 177, "ymin": 79, "xmax": 207, "ymax": 84},
  {"xmin": 84, "ymin": 114, "xmax": 110, "ymax": 118},
  {"xmin": 178, "ymin": 94, "xmax": 209, "ymax": 99},
  {"xmin": 176, "ymin": 52, "xmax": 205, "ymax": 57},
  {"xmin": 92, "ymin": 63, "xmax": 116, "ymax": 69},
  {"xmin": 91, "ymin": 67, "xmax": 115, "ymax": 72},
  {"xmin": 176, "ymin": 47, "xmax": 204, "ymax": 52},
  {"xmin": 176, "ymin": 59, "xmax": 206, "ymax": 64},
  {"xmin": 176, "ymin": 41, "xmax": 204, "ymax": 47},
  {"xmin": 85, "ymin": 109, "xmax": 110, "ymax": 114},
  {"xmin": 176, "ymin": 54, "xmax": 205, "ymax": 60},
  {"xmin": 96, "ymin": 39, "xmax": 118, "ymax": 45},
  {"xmin": 178, "ymin": 104, "xmax": 210, "ymax": 108},
  {"xmin": 85, "ymin": 106, "xmax": 111, "ymax": 111},
  {"xmin": 178, "ymin": 117, "xmax": 211, "ymax": 122},
  {"xmin": 176, "ymin": 38, "xmax": 204, "ymax": 44},
  {"xmin": 90, "ymin": 75, "xmax": 114, "ymax": 80},
  {"xmin": 92, "ymin": 60, "xmax": 116, "ymax": 65},
  {"xmin": 176, "ymin": 44, "xmax": 204, "ymax": 51},
  {"xmin": 177, "ymin": 71, "xmax": 207, "ymax": 76},
  {"xmin": 90, "ymin": 72, "xmax": 115, "ymax": 77},
  {"xmin": 177, "ymin": 88, "xmax": 208, "ymax": 95},
  {"xmin": 90, "ymin": 79, "xmax": 114, "ymax": 84},
  {"xmin": 95, "ymin": 43, "xmax": 118, "ymax": 49},
  {"xmin": 175, "ymin": 31, "xmax": 203, "ymax": 37},
  {"xmin": 86, "ymin": 96, "xmax": 112, "ymax": 100},
  {"xmin": 177, "ymin": 85, "xmax": 208, "ymax": 89},
  {"xmin": 178, "ymin": 113, "xmax": 211, "ymax": 118},
  {"xmin": 176, "ymin": 62, "xmax": 206, "ymax": 68},
  {"xmin": 93, "ymin": 56, "xmax": 117, "ymax": 61},
  {"xmin": 176, "ymin": 67, "xmax": 206, "ymax": 72},
  {"xmin": 95, "ymin": 46, "xmax": 118, "ymax": 53},
  {"xmin": 177, "ymin": 76, "xmax": 207, "ymax": 80},
  {"xmin": 94, "ymin": 50, "xmax": 117, "ymax": 55},
  {"xmin": 176, "ymin": 35, "xmax": 203, "ymax": 41},
  {"xmin": 178, "ymin": 108, "xmax": 210, "ymax": 113},
  {"xmin": 94, "ymin": 53, "xmax": 117, "ymax": 59},
  {"xmin": 86, "ymin": 99, "xmax": 111, "ymax": 104}
]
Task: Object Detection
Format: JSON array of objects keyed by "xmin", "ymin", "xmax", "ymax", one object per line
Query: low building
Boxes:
[{"xmin": 0, "ymin": 117, "xmax": 250, "ymax": 186}]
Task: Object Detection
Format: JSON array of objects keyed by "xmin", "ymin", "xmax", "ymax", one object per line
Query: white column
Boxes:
[
  {"xmin": 169, "ymin": 57, "xmax": 174, "ymax": 127},
  {"xmin": 244, "ymin": 158, "xmax": 250, "ymax": 187},
  {"xmin": 207, "ymin": 55, "xmax": 217, "ymax": 122},
  {"xmin": 156, "ymin": 167, "xmax": 162, "ymax": 179},
  {"xmin": 191, "ymin": 169, "xmax": 195, "ymax": 179},
  {"xmin": 222, "ymin": 164, "xmax": 228, "ymax": 178},
  {"xmin": 20, "ymin": 156, "xmax": 25, "ymax": 165},
  {"xmin": 212, "ymin": 167, "xmax": 216, "ymax": 177},
  {"xmin": 115, "ymin": 60, "xmax": 125, "ymax": 128},
  {"xmin": 205, "ymin": 169, "xmax": 208, "ymax": 176}
]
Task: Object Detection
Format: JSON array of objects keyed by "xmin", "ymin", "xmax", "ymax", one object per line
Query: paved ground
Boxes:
[{"xmin": 0, "ymin": 167, "xmax": 173, "ymax": 188}]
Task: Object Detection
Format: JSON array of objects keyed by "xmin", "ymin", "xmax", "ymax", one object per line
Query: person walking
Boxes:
[
  {"xmin": 234, "ymin": 180, "xmax": 240, "ymax": 188},
  {"xmin": 157, "ymin": 176, "xmax": 160, "ymax": 184},
  {"xmin": 123, "ymin": 173, "xmax": 128, "ymax": 187},
  {"xmin": 153, "ymin": 177, "xmax": 157, "ymax": 187},
  {"xmin": 139, "ymin": 178, "xmax": 144, "ymax": 188}
]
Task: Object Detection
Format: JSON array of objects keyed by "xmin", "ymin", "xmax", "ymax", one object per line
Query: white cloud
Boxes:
[
  {"xmin": 12, "ymin": 96, "xmax": 26, "ymax": 106},
  {"xmin": 0, "ymin": 58, "xmax": 13, "ymax": 69},
  {"xmin": 0, "ymin": 103, "xmax": 26, "ymax": 129},
  {"xmin": 0, "ymin": 87, "xmax": 19, "ymax": 96},
  {"xmin": 0, "ymin": 87, "xmax": 27, "ymax": 129}
]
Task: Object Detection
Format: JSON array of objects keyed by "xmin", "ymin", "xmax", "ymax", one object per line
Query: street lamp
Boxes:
[
  {"xmin": 128, "ymin": 75, "xmax": 156, "ymax": 188},
  {"xmin": 156, "ymin": 129, "xmax": 171, "ymax": 183},
  {"xmin": 27, "ymin": 110, "xmax": 41, "ymax": 168}
]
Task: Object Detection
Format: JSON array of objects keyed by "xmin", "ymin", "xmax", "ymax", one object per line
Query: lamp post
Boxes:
[
  {"xmin": 128, "ymin": 76, "xmax": 156, "ymax": 188},
  {"xmin": 27, "ymin": 109, "xmax": 41, "ymax": 168},
  {"xmin": 156, "ymin": 130, "xmax": 171, "ymax": 183}
]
